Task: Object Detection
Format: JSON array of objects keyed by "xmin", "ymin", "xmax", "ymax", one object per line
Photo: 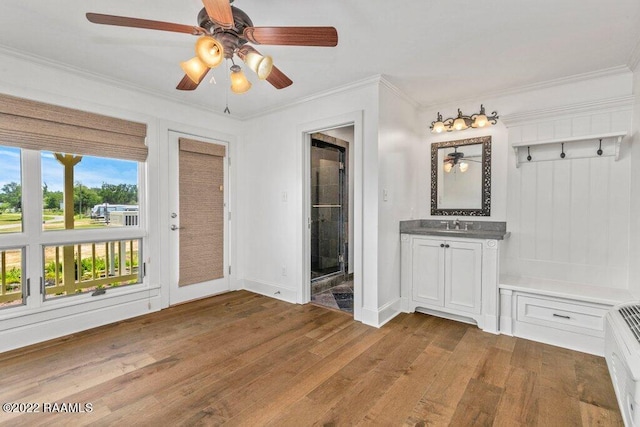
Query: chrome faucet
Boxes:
[{"xmin": 452, "ymin": 219, "xmax": 460, "ymax": 230}]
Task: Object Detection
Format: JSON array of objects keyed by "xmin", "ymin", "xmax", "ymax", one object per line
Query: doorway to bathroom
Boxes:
[{"xmin": 309, "ymin": 128, "xmax": 353, "ymax": 314}]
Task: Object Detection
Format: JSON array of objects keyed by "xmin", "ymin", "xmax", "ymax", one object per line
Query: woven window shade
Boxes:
[
  {"xmin": 0, "ymin": 93, "xmax": 147, "ymax": 161},
  {"xmin": 178, "ymin": 138, "xmax": 226, "ymax": 287}
]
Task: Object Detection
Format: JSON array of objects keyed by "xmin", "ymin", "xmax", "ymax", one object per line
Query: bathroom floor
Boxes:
[{"xmin": 311, "ymin": 278, "xmax": 353, "ymax": 314}]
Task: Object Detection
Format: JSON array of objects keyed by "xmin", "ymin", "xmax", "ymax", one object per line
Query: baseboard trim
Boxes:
[
  {"xmin": 361, "ymin": 298, "xmax": 402, "ymax": 328},
  {"xmin": 241, "ymin": 279, "xmax": 297, "ymax": 303}
]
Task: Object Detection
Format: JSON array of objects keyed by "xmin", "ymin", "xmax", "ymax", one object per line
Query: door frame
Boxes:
[
  {"xmin": 298, "ymin": 111, "xmax": 363, "ymax": 321},
  {"xmin": 167, "ymin": 129, "xmax": 231, "ymax": 306}
]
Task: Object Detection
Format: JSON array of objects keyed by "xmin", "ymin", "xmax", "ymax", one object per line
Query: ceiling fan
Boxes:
[
  {"xmin": 86, "ymin": 0, "xmax": 338, "ymax": 94},
  {"xmin": 443, "ymin": 147, "xmax": 481, "ymax": 173}
]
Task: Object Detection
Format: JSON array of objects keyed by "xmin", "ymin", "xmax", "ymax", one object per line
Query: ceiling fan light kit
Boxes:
[
  {"xmin": 431, "ymin": 105, "xmax": 499, "ymax": 133},
  {"xmin": 180, "ymin": 56, "xmax": 210, "ymax": 84},
  {"xmin": 195, "ymin": 35, "xmax": 225, "ymax": 68},
  {"xmin": 242, "ymin": 49, "xmax": 273, "ymax": 80},
  {"xmin": 229, "ymin": 64, "xmax": 251, "ymax": 94},
  {"xmin": 86, "ymin": 0, "xmax": 338, "ymax": 99}
]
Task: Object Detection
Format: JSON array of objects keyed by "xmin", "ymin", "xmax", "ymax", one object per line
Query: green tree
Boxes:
[
  {"xmin": 74, "ymin": 182, "xmax": 101, "ymax": 215},
  {"xmin": 98, "ymin": 183, "xmax": 137, "ymax": 205},
  {"xmin": 44, "ymin": 191, "xmax": 63, "ymax": 210},
  {"xmin": 0, "ymin": 182, "xmax": 21, "ymax": 210}
]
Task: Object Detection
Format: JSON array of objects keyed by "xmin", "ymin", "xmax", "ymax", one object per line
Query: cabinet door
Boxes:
[
  {"xmin": 412, "ymin": 238, "xmax": 445, "ymax": 307},
  {"xmin": 445, "ymin": 240, "xmax": 482, "ymax": 314}
]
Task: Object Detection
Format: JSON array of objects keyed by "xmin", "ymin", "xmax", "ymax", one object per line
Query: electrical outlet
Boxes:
[
  {"xmin": 383, "ymin": 189, "xmax": 389, "ymax": 201},
  {"xmin": 282, "ymin": 266, "xmax": 287, "ymax": 276},
  {"xmin": 282, "ymin": 191, "xmax": 288, "ymax": 202}
]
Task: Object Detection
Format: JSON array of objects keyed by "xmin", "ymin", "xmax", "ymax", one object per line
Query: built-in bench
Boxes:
[{"xmin": 499, "ymin": 275, "xmax": 635, "ymax": 356}]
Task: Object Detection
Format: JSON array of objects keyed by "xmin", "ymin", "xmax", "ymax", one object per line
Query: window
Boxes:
[
  {"xmin": 0, "ymin": 248, "xmax": 24, "ymax": 308},
  {"xmin": 0, "ymin": 146, "xmax": 22, "ymax": 234},
  {"xmin": 0, "ymin": 93, "xmax": 148, "ymax": 309},
  {"xmin": 43, "ymin": 239, "xmax": 141, "ymax": 299},
  {"xmin": 41, "ymin": 152, "xmax": 139, "ymax": 231}
]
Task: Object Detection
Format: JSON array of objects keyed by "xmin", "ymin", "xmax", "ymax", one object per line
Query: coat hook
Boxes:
[
  {"xmin": 560, "ymin": 143, "xmax": 566, "ymax": 159},
  {"xmin": 597, "ymin": 138, "xmax": 603, "ymax": 156},
  {"xmin": 527, "ymin": 146, "xmax": 532, "ymax": 161}
]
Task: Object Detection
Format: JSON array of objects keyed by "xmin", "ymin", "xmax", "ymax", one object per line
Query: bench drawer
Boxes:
[{"xmin": 516, "ymin": 294, "xmax": 608, "ymax": 337}]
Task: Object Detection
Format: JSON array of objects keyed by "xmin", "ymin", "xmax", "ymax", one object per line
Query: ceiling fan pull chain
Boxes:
[
  {"xmin": 560, "ymin": 143, "xmax": 566, "ymax": 159},
  {"xmin": 527, "ymin": 146, "xmax": 532, "ymax": 161},
  {"xmin": 597, "ymin": 139, "xmax": 603, "ymax": 156}
]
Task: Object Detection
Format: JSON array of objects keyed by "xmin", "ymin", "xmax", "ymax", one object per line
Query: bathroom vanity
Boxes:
[{"xmin": 400, "ymin": 219, "xmax": 509, "ymax": 334}]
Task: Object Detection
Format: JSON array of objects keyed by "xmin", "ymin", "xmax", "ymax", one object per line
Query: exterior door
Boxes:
[{"xmin": 168, "ymin": 131, "xmax": 229, "ymax": 305}]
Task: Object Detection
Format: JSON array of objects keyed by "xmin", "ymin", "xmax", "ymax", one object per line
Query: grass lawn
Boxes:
[{"xmin": 0, "ymin": 213, "xmax": 22, "ymax": 226}]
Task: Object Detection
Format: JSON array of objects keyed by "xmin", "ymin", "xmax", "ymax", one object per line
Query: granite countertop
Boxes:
[{"xmin": 400, "ymin": 219, "xmax": 510, "ymax": 240}]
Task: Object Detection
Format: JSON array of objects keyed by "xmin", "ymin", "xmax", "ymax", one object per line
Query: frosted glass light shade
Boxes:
[
  {"xmin": 459, "ymin": 161, "xmax": 469, "ymax": 173},
  {"xmin": 243, "ymin": 51, "xmax": 273, "ymax": 80},
  {"xmin": 473, "ymin": 114, "xmax": 488, "ymax": 128},
  {"xmin": 180, "ymin": 57, "xmax": 208, "ymax": 84},
  {"xmin": 443, "ymin": 162, "xmax": 453, "ymax": 173},
  {"xmin": 453, "ymin": 117, "xmax": 467, "ymax": 131},
  {"xmin": 432, "ymin": 121, "xmax": 446, "ymax": 133},
  {"xmin": 195, "ymin": 36, "xmax": 224, "ymax": 68},
  {"xmin": 230, "ymin": 65, "xmax": 251, "ymax": 94}
]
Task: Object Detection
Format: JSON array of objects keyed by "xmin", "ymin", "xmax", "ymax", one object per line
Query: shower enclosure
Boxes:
[{"xmin": 310, "ymin": 138, "xmax": 346, "ymax": 280}]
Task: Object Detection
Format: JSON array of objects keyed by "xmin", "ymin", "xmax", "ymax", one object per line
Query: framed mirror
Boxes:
[{"xmin": 431, "ymin": 135, "xmax": 491, "ymax": 216}]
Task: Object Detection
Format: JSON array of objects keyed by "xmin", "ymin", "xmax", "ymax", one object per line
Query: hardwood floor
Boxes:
[{"xmin": 0, "ymin": 291, "xmax": 623, "ymax": 426}]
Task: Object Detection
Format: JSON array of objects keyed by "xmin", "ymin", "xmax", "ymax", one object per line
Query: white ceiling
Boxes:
[{"xmin": 1, "ymin": 0, "xmax": 639, "ymax": 119}]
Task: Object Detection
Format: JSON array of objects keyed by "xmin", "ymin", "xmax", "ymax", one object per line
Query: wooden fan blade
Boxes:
[
  {"xmin": 86, "ymin": 13, "xmax": 206, "ymax": 35},
  {"xmin": 266, "ymin": 66, "xmax": 293, "ymax": 89},
  {"xmin": 176, "ymin": 69, "xmax": 210, "ymax": 91},
  {"xmin": 243, "ymin": 27, "xmax": 338, "ymax": 46},
  {"xmin": 202, "ymin": 0, "xmax": 234, "ymax": 29}
]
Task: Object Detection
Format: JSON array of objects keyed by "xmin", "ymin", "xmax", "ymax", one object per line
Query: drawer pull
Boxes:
[{"xmin": 553, "ymin": 313, "xmax": 571, "ymax": 320}]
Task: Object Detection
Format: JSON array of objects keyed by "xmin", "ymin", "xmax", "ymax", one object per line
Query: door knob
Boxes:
[
  {"xmin": 171, "ymin": 213, "xmax": 177, "ymax": 218},
  {"xmin": 170, "ymin": 225, "xmax": 183, "ymax": 231}
]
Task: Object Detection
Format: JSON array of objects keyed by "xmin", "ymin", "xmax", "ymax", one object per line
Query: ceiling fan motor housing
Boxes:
[{"xmin": 197, "ymin": 6, "xmax": 252, "ymax": 58}]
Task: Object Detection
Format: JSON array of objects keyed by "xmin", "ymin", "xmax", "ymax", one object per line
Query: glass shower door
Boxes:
[{"xmin": 310, "ymin": 139, "xmax": 345, "ymax": 280}]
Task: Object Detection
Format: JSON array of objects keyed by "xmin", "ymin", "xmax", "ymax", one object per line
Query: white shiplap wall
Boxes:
[{"xmin": 504, "ymin": 109, "xmax": 633, "ymax": 289}]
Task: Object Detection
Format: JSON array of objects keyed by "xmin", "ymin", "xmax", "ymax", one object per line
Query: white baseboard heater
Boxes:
[{"xmin": 605, "ymin": 303, "xmax": 640, "ymax": 426}]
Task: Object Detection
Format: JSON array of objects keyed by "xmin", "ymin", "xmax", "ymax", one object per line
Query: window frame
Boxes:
[{"xmin": 0, "ymin": 146, "xmax": 148, "ymax": 315}]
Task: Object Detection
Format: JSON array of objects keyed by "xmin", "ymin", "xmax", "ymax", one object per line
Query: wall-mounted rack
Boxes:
[{"xmin": 511, "ymin": 131, "xmax": 628, "ymax": 168}]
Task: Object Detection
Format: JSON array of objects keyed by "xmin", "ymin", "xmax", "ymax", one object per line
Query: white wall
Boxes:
[
  {"xmin": 504, "ymin": 112, "xmax": 632, "ymax": 288},
  {"xmin": 0, "ymin": 50, "xmax": 242, "ymax": 351},
  {"xmin": 629, "ymin": 63, "xmax": 640, "ymax": 297},
  {"xmin": 238, "ymin": 78, "xmax": 379, "ymax": 324},
  {"xmin": 411, "ymin": 69, "xmax": 635, "ymax": 291},
  {"xmin": 375, "ymin": 83, "xmax": 420, "ymax": 323}
]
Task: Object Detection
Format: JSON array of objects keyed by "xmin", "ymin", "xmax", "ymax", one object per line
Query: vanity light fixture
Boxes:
[{"xmin": 430, "ymin": 105, "xmax": 499, "ymax": 133}]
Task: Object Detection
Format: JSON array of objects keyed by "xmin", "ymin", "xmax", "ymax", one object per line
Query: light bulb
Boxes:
[
  {"xmin": 459, "ymin": 161, "xmax": 469, "ymax": 173},
  {"xmin": 443, "ymin": 162, "xmax": 453, "ymax": 173}
]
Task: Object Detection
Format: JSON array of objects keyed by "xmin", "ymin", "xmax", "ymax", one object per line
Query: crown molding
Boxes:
[
  {"xmin": 378, "ymin": 76, "xmax": 421, "ymax": 109},
  {"xmin": 243, "ymin": 75, "xmax": 384, "ymax": 120},
  {"xmin": 500, "ymin": 95, "xmax": 634, "ymax": 127},
  {"xmin": 420, "ymin": 65, "xmax": 632, "ymax": 112},
  {"xmin": 628, "ymin": 36, "xmax": 640, "ymax": 72},
  {"xmin": 0, "ymin": 45, "xmax": 241, "ymax": 121}
]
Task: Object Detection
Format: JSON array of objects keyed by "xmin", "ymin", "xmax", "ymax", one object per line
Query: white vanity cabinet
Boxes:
[
  {"xmin": 401, "ymin": 233, "xmax": 502, "ymax": 334},
  {"xmin": 411, "ymin": 238, "xmax": 482, "ymax": 314}
]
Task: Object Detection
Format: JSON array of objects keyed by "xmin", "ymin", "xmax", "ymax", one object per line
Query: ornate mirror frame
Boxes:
[{"xmin": 430, "ymin": 135, "xmax": 491, "ymax": 216}]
